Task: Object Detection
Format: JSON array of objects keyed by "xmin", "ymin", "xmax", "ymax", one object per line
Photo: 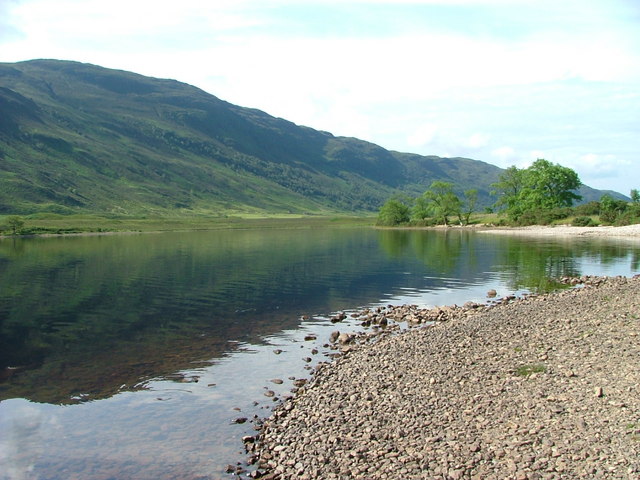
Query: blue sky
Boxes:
[{"xmin": 1, "ymin": 0, "xmax": 639, "ymax": 195}]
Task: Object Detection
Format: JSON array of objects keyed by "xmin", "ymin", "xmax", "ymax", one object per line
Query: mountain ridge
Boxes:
[{"xmin": 0, "ymin": 59, "xmax": 622, "ymax": 216}]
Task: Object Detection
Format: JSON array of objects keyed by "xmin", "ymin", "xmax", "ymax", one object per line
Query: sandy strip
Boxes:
[{"xmin": 477, "ymin": 224, "xmax": 640, "ymax": 238}]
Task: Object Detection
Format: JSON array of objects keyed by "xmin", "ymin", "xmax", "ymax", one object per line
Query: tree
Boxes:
[
  {"xmin": 631, "ymin": 189, "xmax": 640, "ymax": 204},
  {"xmin": 5, "ymin": 216, "xmax": 25, "ymax": 235},
  {"xmin": 411, "ymin": 195, "xmax": 433, "ymax": 222},
  {"xmin": 492, "ymin": 160, "xmax": 582, "ymax": 221},
  {"xmin": 421, "ymin": 181, "xmax": 460, "ymax": 226},
  {"xmin": 491, "ymin": 166, "xmax": 526, "ymax": 220},
  {"xmin": 457, "ymin": 189, "xmax": 478, "ymax": 225},
  {"xmin": 599, "ymin": 194, "xmax": 627, "ymax": 224},
  {"xmin": 377, "ymin": 198, "xmax": 411, "ymax": 226},
  {"xmin": 521, "ymin": 159, "xmax": 582, "ymax": 210}
]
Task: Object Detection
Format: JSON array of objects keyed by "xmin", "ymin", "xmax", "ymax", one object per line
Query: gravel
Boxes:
[{"xmin": 249, "ymin": 276, "xmax": 640, "ymax": 479}]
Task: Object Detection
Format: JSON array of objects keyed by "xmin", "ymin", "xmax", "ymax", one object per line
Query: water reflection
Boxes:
[
  {"xmin": 1, "ymin": 229, "xmax": 638, "ymax": 405},
  {"xmin": 0, "ymin": 227, "xmax": 638, "ymax": 479}
]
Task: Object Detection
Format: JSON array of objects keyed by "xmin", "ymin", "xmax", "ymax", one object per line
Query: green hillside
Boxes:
[{"xmin": 0, "ymin": 59, "xmax": 618, "ymax": 216}]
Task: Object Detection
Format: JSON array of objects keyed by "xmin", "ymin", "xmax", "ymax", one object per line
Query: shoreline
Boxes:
[
  {"xmin": 3, "ymin": 222, "xmax": 640, "ymax": 240},
  {"xmin": 378, "ymin": 223, "xmax": 640, "ymax": 239},
  {"xmin": 0, "ymin": 216, "xmax": 375, "ymax": 240},
  {"xmin": 477, "ymin": 224, "xmax": 640, "ymax": 238},
  {"xmin": 251, "ymin": 276, "xmax": 640, "ymax": 479}
]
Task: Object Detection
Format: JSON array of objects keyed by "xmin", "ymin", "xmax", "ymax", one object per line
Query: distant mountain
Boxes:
[{"xmin": 0, "ymin": 59, "xmax": 624, "ymax": 215}]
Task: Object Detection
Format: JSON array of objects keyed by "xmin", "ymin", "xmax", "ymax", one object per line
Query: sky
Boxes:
[{"xmin": 1, "ymin": 0, "xmax": 639, "ymax": 194}]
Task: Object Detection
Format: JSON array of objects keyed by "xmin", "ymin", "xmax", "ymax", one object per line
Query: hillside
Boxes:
[{"xmin": 0, "ymin": 59, "xmax": 618, "ymax": 216}]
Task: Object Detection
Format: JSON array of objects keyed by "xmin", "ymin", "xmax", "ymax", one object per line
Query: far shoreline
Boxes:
[
  {"xmin": 2, "ymin": 216, "xmax": 640, "ymax": 240},
  {"xmin": 0, "ymin": 215, "xmax": 375, "ymax": 240},
  {"xmin": 476, "ymin": 223, "xmax": 640, "ymax": 238},
  {"xmin": 377, "ymin": 223, "xmax": 640, "ymax": 238}
]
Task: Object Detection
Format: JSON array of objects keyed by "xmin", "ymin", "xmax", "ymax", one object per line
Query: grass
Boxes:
[
  {"xmin": 1, "ymin": 60, "xmax": 510, "ymax": 220},
  {"xmin": 515, "ymin": 363, "xmax": 547, "ymax": 377},
  {"xmin": 0, "ymin": 213, "xmax": 376, "ymax": 236}
]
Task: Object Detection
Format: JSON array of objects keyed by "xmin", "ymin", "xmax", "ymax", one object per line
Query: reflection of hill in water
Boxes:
[{"xmin": 1, "ymin": 228, "xmax": 637, "ymax": 404}]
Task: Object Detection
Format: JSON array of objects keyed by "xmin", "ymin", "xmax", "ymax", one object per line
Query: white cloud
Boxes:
[
  {"xmin": 466, "ymin": 133, "xmax": 489, "ymax": 149},
  {"xmin": 1, "ymin": 0, "xmax": 639, "ymax": 193},
  {"xmin": 490, "ymin": 146, "xmax": 516, "ymax": 166},
  {"xmin": 407, "ymin": 124, "xmax": 438, "ymax": 148}
]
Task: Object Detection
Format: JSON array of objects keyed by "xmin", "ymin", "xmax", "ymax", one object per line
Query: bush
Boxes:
[
  {"xmin": 572, "ymin": 216, "xmax": 597, "ymax": 227},
  {"xmin": 613, "ymin": 210, "xmax": 640, "ymax": 226},
  {"xmin": 492, "ymin": 218, "xmax": 510, "ymax": 227},
  {"xmin": 409, "ymin": 217, "xmax": 438, "ymax": 227},
  {"xmin": 2, "ymin": 216, "xmax": 25, "ymax": 234},
  {"xmin": 574, "ymin": 201, "xmax": 600, "ymax": 216},
  {"xmin": 377, "ymin": 199, "xmax": 410, "ymax": 226},
  {"xmin": 599, "ymin": 210, "xmax": 618, "ymax": 224},
  {"xmin": 516, "ymin": 208, "xmax": 572, "ymax": 226},
  {"xmin": 599, "ymin": 194, "xmax": 628, "ymax": 224}
]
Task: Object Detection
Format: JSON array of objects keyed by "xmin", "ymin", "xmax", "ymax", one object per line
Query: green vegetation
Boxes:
[
  {"xmin": 458, "ymin": 189, "xmax": 478, "ymax": 226},
  {"xmin": 572, "ymin": 216, "xmax": 597, "ymax": 227},
  {"xmin": 377, "ymin": 198, "xmax": 411, "ymax": 226},
  {"xmin": 0, "ymin": 59, "xmax": 626, "ymax": 227},
  {"xmin": 0, "ymin": 59, "xmax": 511, "ymax": 218},
  {"xmin": 491, "ymin": 159, "xmax": 582, "ymax": 223},
  {"xmin": 515, "ymin": 363, "xmax": 547, "ymax": 377},
  {"xmin": 378, "ymin": 181, "xmax": 480, "ymax": 227},
  {"xmin": 0, "ymin": 213, "xmax": 375, "ymax": 236},
  {"xmin": 3, "ymin": 215, "xmax": 24, "ymax": 234},
  {"xmin": 418, "ymin": 181, "xmax": 461, "ymax": 226},
  {"xmin": 599, "ymin": 193, "xmax": 640, "ymax": 225},
  {"xmin": 377, "ymin": 157, "xmax": 638, "ymax": 227}
]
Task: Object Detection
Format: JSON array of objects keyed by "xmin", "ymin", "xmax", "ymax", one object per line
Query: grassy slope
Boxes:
[{"xmin": 0, "ymin": 60, "xmax": 621, "ymax": 217}]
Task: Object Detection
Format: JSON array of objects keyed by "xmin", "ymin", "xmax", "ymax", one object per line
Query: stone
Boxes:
[{"xmin": 252, "ymin": 276, "xmax": 640, "ymax": 480}]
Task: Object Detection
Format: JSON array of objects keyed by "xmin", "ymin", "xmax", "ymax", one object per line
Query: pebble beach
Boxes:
[{"xmin": 249, "ymin": 271, "xmax": 640, "ymax": 479}]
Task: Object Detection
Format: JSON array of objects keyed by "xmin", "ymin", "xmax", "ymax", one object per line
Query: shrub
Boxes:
[
  {"xmin": 516, "ymin": 208, "xmax": 572, "ymax": 226},
  {"xmin": 572, "ymin": 216, "xmax": 596, "ymax": 227},
  {"xmin": 574, "ymin": 201, "xmax": 600, "ymax": 216},
  {"xmin": 409, "ymin": 217, "xmax": 438, "ymax": 227},
  {"xmin": 377, "ymin": 199, "xmax": 410, "ymax": 226},
  {"xmin": 599, "ymin": 194, "xmax": 628, "ymax": 224},
  {"xmin": 613, "ymin": 210, "xmax": 640, "ymax": 226},
  {"xmin": 3, "ymin": 216, "xmax": 25, "ymax": 235}
]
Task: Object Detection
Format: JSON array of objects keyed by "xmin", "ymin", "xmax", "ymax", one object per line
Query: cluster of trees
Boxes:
[
  {"xmin": 378, "ymin": 159, "xmax": 639, "ymax": 227},
  {"xmin": 572, "ymin": 191, "xmax": 640, "ymax": 226},
  {"xmin": 490, "ymin": 159, "xmax": 581, "ymax": 222},
  {"xmin": 377, "ymin": 181, "xmax": 478, "ymax": 227}
]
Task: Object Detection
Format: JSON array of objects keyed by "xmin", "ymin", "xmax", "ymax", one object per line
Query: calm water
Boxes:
[{"xmin": 0, "ymin": 228, "xmax": 638, "ymax": 479}]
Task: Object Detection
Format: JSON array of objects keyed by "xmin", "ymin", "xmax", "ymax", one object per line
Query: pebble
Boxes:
[{"xmin": 249, "ymin": 276, "xmax": 640, "ymax": 479}]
